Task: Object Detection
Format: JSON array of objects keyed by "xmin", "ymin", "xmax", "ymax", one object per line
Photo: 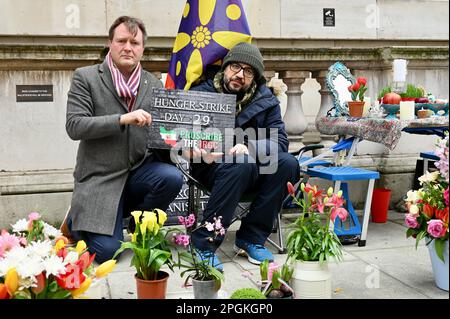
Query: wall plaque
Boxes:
[{"xmin": 16, "ymin": 85, "xmax": 53, "ymax": 102}]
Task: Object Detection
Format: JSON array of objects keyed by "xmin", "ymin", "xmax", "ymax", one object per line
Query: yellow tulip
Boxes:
[
  {"xmin": 5, "ymin": 268, "xmax": 19, "ymax": 295},
  {"xmin": 131, "ymin": 211, "xmax": 142, "ymax": 226},
  {"xmin": 71, "ymin": 277, "xmax": 92, "ymax": 298},
  {"xmin": 54, "ymin": 239, "xmax": 66, "ymax": 252},
  {"xmin": 155, "ymin": 209, "xmax": 167, "ymax": 226},
  {"xmin": 75, "ymin": 240, "xmax": 87, "ymax": 255},
  {"xmin": 95, "ymin": 260, "xmax": 117, "ymax": 278}
]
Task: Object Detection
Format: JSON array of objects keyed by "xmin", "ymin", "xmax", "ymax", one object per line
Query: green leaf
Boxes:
[{"xmin": 434, "ymin": 239, "xmax": 446, "ymax": 262}]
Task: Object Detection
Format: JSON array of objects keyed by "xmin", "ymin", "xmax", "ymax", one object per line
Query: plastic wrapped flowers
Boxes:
[{"xmin": 0, "ymin": 212, "xmax": 116, "ymax": 299}]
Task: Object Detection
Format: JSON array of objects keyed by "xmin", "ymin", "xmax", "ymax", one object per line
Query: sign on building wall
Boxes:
[
  {"xmin": 323, "ymin": 8, "xmax": 335, "ymax": 27},
  {"xmin": 16, "ymin": 85, "xmax": 53, "ymax": 102}
]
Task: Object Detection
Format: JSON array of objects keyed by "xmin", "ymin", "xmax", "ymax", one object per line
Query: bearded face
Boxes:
[{"xmin": 223, "ymin": 63, "xmax": 254, "ymax": 94}]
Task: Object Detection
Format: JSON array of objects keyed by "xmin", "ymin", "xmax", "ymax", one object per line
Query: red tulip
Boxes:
[
  {"xmin": 435, "ymin": 207, "xmax": 449, "ymax": 225},
  {"xmin": 357, "ymin": 77, "xmax": 367, "ymax": 86},
  {"xmin": 0, "ymin": 283, "xmax": 10, "ymax": 299},
  {"xmin": 422, "ymin": 203, "xmax": 435, "ymax": 218},
  {"xmin": 352, "ymin": 82, "xmax": 360, "ymax": 91},
  {"xmin": 31, "ymin": 272, "xmax": 46, "ymax": 294},
  {"xmin": 287, "ymin": 182, "xmax": 295, "ymax": 195},
  {"xmin": 77, "ymin": 251, "xmax": 95, "ymax": 272},
  {"xmin": 347, "ymin": 85, "xmax": 354, "ymax": 92}
]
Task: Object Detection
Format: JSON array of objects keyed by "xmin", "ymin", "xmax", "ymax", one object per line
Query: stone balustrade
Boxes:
[{"xmin": 0, "ymin": 41, "xmax": 448, "ymax": 227}]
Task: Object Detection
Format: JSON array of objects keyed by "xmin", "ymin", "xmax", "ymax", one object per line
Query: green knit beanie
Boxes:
[{"xmin": 222, "ymin": 42, "xmax": 264, "ymax": 81}]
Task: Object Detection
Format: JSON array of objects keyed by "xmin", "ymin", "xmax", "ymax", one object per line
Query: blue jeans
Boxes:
[
  {"xmin": 70, "ymin": 156, "xmax": 183, "ymax": 263},
  {"xmin": 191, "ymin": 152, "xmax": 300, "ymax": 251}
]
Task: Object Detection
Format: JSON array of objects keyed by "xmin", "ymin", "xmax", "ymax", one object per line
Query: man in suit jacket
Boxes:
[
  {"xmin": 189, "ymin": 43, "xmax": 300, "ymax": 268},
  {"xmin": 64, "ymin": 16, "xmax": 183, "ymax": 263}
]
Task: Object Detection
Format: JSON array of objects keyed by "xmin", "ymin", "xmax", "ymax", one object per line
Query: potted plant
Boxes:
[
  {"xmin": 229, "ymin": 288, "xmax": 266, "ymax": 299},
  {"xmin": 285, "ymin": 182, "xmax": 349, "ymax": 299},
  {"xmin": 259, "ymin": 259, "xmax": 294, "ymax": 299},
  {"xmin": 400, "ymin": 83, "xmax": 425, "ymax": 101},
  {"xmin": 347, "ymin": 77, "xmax": 367, "ymax": 117},
  {"xmin": 113, "ymin": 209, "xmax": 177, "ymax": 299},
  {"xmin": 174, "ymin": 214, "xmax": 225, "ymax": 299},
  {"xmin": 404, "ymin": 133, "xmax": 449, "ymax": 291},
  {"xmin": 0, "ymin": 212, "xmax": 116, "ymax": 299}
]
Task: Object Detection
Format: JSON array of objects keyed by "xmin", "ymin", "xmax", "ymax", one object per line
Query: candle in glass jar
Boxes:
[
  {"xmin": 363, "ymin": 97, "xmax": 371, "ymax": 117},
  {"xmin": 399, "ymin": 101, "xmax": 415, "ymax": 120}
]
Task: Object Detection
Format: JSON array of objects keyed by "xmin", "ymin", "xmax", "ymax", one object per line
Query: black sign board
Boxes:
[
  {"xmin": 166, "ymin": 161, "xmax": 209, "ymax": 225},
  {"xmin": 147, "ymin": 88, "xmax": 236, "ymax": 152},
  {"xmin": 16, "ymin": 85, "xmax": 53, "ymax": 102},
  {"xmin": 323, "ymin": 8, "xmax": 335, "ymax": 27}
]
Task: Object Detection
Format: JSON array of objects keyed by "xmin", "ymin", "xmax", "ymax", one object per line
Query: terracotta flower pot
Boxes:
[
  {"xmin": 347, "ymin": 101, "xmax": 365, "ymax": 117},
  {"xmin": 135, "ymin": 271, "xmax": 169, "ymax": 299}
]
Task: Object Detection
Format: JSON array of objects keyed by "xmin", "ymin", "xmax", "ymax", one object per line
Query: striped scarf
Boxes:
[{"xmin": 106, "ymin": 51, "xmax": 141, "ymax": 112}]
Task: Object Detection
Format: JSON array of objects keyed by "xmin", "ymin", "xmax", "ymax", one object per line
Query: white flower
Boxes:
[
  {"xmin": 15, "ymin": 254, "xmax": 44, "ymax": 278},
  {"xmin": 27, "ymin": 240, "xmax": 52, "ymax": 258},
  {"xmin": 18, "ymin": 276, "xmax": 37, "ymax": 290},
  {"xmin": 418, "ymin": 171, "xmax": 440, "ymax": 184},
  {"xmin": 406, "ymin": 190, "xmax": 422, "ymax": 203},
  {"xmin": 43, "ymin": 222, "xmax": 62, "ymax": 239},
  {"xmin": 11, "ymin": 218, "xmax": 28, "ymax": 233},
  {"xmin": 409, "ymin": 204, "xmax": 420, "ymax": 217},
  {"xmin": 42, "ymin": 255, "xmax": 66, "ymax": 277},
  {"xmin": 64, "ymin": 251, "xmax": 79, "ymax": 265}
]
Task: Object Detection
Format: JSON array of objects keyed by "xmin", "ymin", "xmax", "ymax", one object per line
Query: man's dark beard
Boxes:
[{"xmin": 223, "ymin": 77, "xmax": 246, "ymax": 101}]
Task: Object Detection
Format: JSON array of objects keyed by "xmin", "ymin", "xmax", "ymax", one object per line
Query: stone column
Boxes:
[
  {"xmin": 279, "ymin": 71, "xmax": 310, "ymax": 152},
  {"xmin": 312, "ymin": 70, "xmax": 337, "ymax": 155},
  {"xmin": 263, "ymin": 70, "xmax": 276, "ymax": 83}
]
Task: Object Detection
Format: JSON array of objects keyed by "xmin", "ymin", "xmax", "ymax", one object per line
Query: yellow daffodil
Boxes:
[
  {"xmin": 155, "ymin": 209, "xmax": 167, "ymax": 226},
  {"xmin": 75, "ymin": 240, "xmax": 87, "ymax": 255},
  {"xmin": 54, "ymin": 239, "xmax": 66, "ymax": 252},
  {"xmin": 131, "ymin": 211, "xmax": 142, "ymax": 226},
  {"xmin": 5, "ymin": 268, "xmax": 19, "ymax": 295},
  {"xmin": 71, "ymin": 277, "xmax": 92, "ymax": 298},
  {"xmin": 95, "ymin": 260, "xmax": 117, "ymax": 278}
]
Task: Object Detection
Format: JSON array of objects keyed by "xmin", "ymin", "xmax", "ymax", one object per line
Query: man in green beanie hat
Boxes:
[{"xmin": 187, "ymin": 42, "xmax": 300, "ymax": 268}]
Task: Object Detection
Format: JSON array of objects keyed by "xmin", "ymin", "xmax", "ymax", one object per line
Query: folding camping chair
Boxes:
[{"xmin": 173, "ymin": 154, "xmax": 288, "ymax": 253}]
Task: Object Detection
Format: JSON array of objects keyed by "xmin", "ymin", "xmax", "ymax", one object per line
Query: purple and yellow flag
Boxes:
[{"xmin": 165, "ymin": 0, "xmax": 252, "ymax": 90}]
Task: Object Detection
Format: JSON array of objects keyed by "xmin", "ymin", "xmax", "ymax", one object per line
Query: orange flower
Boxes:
[
  {"xmin": 422, "ymin": 203, "xmax": 435, "ymax": 219},
  {"xmin": 435, "ymin": 207, "xmax": 449, "ymax": 225},
  {"xmin": 0, "ymin": 283, "xmax": 10, "ymax": 299}
]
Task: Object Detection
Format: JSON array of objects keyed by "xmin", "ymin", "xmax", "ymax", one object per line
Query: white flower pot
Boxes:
[
  {"xmin": 427, "ymin": 239, "xmax": 449, "ymax": 292},
  {"xmin": 291, "ymin": 260, "xmax": 331, "ymax": 299}
]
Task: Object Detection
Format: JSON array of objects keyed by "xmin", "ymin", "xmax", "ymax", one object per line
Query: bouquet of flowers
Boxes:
[
  {"xmin": 0, "ymin": 212, "xmax": 116, "ymax": 299},
  {"xmin": 404, "ymin": 132, "xmax": 449, "ymax": 262}
]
